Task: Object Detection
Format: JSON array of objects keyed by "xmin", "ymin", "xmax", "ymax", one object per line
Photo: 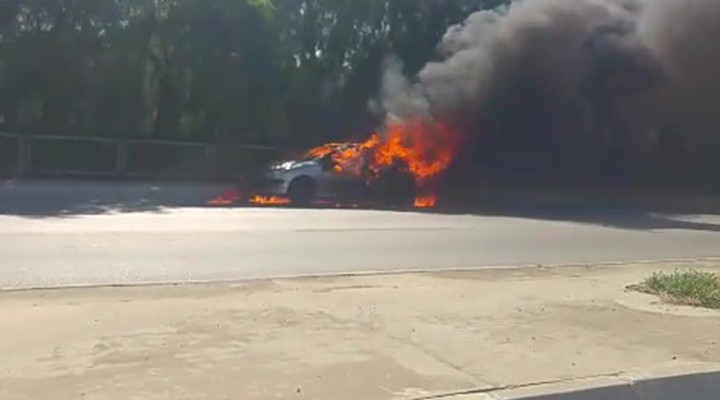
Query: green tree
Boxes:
[{"xmin": 0, "ymin": 0, "xmax": 495, "ymax": 145}]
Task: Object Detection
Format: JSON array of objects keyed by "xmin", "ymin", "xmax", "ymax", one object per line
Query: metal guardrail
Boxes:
[{"xmin": 0, "ymin": 132, "xmax": 287, "ymax": 180}]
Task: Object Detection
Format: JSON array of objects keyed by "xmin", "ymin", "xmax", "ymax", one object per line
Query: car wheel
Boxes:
[
  {"xmin": 371, "ymin": 171, "xmax": 416, "ymax": 209},
  {"xmin": 287, "ymin": 177, "xmax": 316, "ymax": 206}
]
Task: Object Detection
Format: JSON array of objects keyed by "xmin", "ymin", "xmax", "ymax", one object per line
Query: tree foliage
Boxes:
[{"xmin": 0, "ymin": 0, "xmax": 488, "ymax": 146}]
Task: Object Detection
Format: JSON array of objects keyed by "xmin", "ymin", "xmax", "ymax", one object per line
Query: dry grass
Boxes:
[{"xmin": 628, "ymin": 270, "xmax": 720, "ymax": 309}]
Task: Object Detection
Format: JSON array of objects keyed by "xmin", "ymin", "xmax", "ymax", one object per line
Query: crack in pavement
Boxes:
[{"xmin": 407, "ymin": 370, "xmax": 631, "ymax": 400}]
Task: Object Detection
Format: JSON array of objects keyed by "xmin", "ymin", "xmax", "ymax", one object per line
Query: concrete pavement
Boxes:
[
  {"xmin": 2, "ymin": 262, "xmax": 720, "ymax": 400},
  {"xmin": 3, "ymin": 180, "xmax": 720, "ymax": 289}
]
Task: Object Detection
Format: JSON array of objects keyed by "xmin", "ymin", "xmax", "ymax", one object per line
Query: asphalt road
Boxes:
[{"xmin": 2, "ymin": 180, "xmax": 720, "ymax": 289}]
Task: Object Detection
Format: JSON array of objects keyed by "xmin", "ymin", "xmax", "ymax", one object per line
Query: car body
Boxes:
[{"xmin": 245, "ymin": 144, "xmax": 416, "ymax": 206}]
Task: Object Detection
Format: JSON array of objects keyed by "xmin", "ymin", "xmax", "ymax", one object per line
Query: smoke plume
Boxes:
[{"xmin": 381, "ymin": 0, "xmax": 720, "ymax": 185}]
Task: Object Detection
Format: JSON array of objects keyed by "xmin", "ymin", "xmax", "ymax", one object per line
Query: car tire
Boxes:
[
  {"xmin": 369, "ymin": 170, "xmax": 416, "ymax": 209},
  {"xmin": 287, "ymin": 177, "xmax": 316, "ymax": 206}
]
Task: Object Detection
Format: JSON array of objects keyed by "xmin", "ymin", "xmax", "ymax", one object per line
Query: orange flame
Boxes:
[
  {"xmin": 250, "ymin": 195, "xmax": 291, "ymax": 205},
  {"xmin": 414, "ymin": 195, "xmax": 437, "ymax": 208},
  {"xmin": 207, "ymin": 188, "xmax": 243, "ymax": 206},
  {"xmin": 304, "ymin": 118, "xmax": 459, "ymax": 208},
  {"xmin": 304, "ymin": 143, "xmax": 343, "ymax": 160},
  {"xmin": 371, "ymin": 119, "xmax": 459, "ymax": 182}
]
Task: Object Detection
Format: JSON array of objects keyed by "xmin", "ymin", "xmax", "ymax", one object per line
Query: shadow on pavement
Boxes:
[
  {"xmin": 0, "ymin": 179, "xmax": 229, "ymax": 218},
  {"xmin": 430, "ymin": 190, "xmax": 720, "ymax": 233},
  {"xmin": 3, "ymin": 179, "xmax": 720, "ymax": 234}
]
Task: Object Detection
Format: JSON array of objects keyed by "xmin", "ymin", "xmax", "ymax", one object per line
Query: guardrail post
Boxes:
[
  {"xmin": 205, "ymin": 144, "xmax": 219, "ymax": 178},
  {"xmin": 116, "ymin": 141, "xmax": 128, "ymax": 174},
  {"xmin": 17, "ymin": 136, "xmax": 32, "ymax": 176}
]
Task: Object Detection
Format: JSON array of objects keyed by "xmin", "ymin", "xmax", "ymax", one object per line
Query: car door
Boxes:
[{"xmin": 316, "ymin": 155, "xmax": 364, "ymax": 201}]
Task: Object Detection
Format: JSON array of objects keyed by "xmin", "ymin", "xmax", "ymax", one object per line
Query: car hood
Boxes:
[{"xmin": 268, "ymin": 160, "xmax": 318, "ymax": 172}]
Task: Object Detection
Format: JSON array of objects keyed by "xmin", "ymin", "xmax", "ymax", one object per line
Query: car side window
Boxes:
[{"xmin": 319, "ymin": 155, "xmax": 334, "ymax": 172}]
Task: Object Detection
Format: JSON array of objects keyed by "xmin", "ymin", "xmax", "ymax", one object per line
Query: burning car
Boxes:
[
  {"xmin": 246, "ymin": 142, "xmax": 417, "ymax": 207},
  {"xmin": 223, "ymin": 117, "xmax": 460, "ymax": 208}
]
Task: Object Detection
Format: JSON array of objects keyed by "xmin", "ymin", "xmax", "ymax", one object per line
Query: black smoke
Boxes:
[{"xmin": 381, "ymin": 0, "xmax": 720, "ymax": 189}]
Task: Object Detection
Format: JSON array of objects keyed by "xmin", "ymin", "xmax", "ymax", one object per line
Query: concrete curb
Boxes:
[{"xmin": 431, "ymin": 364, "xmax": 720, "ymax": 400}]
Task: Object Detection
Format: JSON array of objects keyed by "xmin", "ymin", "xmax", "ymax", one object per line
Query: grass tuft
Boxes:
[{"xmin": 627, "ymin": 269, "xmax": 720, "ymax": 309}]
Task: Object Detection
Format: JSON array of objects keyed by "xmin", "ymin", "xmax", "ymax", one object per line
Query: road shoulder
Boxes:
[{"xmin": 3, "ymin": 260, "xmax": 720, "ymax": 400}]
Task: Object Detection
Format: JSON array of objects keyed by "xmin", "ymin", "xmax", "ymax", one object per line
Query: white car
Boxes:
[{"xmin": 245, "ymin": 144, "xmax": 416, "ymax": 206}]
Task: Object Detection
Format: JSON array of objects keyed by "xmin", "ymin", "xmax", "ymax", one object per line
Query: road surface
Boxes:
[{"xmin": 2, "ymin": 180, "xmax": 720, "ymax": 289}]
